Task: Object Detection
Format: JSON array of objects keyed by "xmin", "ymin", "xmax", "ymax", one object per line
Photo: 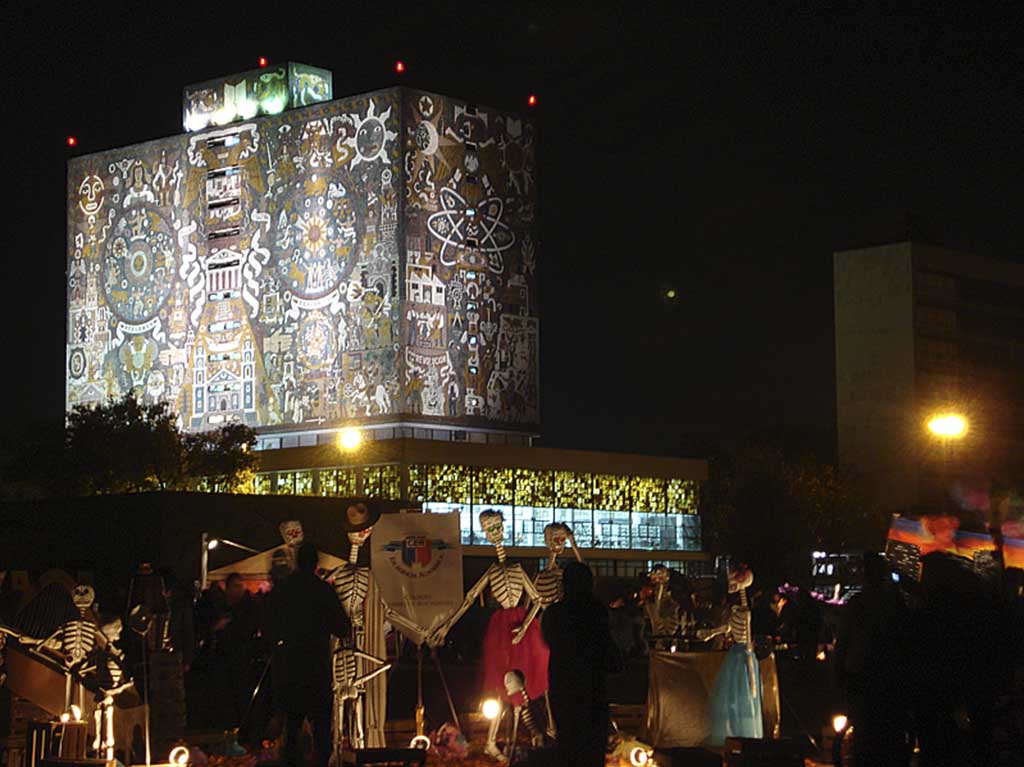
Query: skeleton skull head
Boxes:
[
  {"xmin": 650, "ymin": 565, "xmax": 670, "ymax": 586},
  {"xmin": 346, "ymin": 503, "xmax": 374, "ymax": 545},
  {"xmin": 728, "ymin": 565, "xmax": 754, "ymax": 593},
  {"xmin": 72, "ymin": 584, "xmax": 95, "ymax": 612},
  {"xmin": 543, "ymin": 523, "xmax": 570, "ymax": 555},
  {"xmin": 503, "ymin": 669, "xmax": 526, "ymax": 697},
  {"xmin": 479, "ymin": 510, "xmax": 505, "ymax": 546},
  {"xmin": 280, "ymin": 520, "xmax": 304, "ymax": 547}
]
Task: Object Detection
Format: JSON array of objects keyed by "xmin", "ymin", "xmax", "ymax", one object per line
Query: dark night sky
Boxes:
[{"xmin": 3, "ymin": 3, "xmax": 1023, "ymax": 460}]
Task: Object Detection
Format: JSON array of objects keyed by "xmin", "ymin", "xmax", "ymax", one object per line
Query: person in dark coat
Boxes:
[
  {"xmin": 542, "ymin": 562, "xmax": 613, "ymax": 767},
  {"xmin": 266, "ymin": 542, "xmax": 351, "ymax": 767}
]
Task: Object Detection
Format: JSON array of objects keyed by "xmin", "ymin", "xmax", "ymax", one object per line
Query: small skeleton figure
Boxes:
[
  {"xmin": 29, "ymin": 585, "xmax": 105, "ymax": 709},
  {"xmin": 428, "ymin": 510, "xmax": 542, "ymax": 759},
  {"xmin": 92, "ymin": 618, "xmax": 134, "ymax": 762},
  {"xmin": 644, "ymin": 566, "xmax": 681, "ymax": 647},
  {"xmin": 331, "ymin": 639, "xmax": 392, "ymax": 752},
  {"xmin": 698, "ymin": 565, "xmax": 762, "ymax": 743},
  {"xmin": 279, "ymin": 520, "xmax": 305, "ymax": 572},
  {"xmin": 503, "ymin": 669, "xmax": 544, "ymax": 757},
  {"xmin": 512, "ymin": 522, "xmax": 582, "ymax": 644},
  {"xmin": 325, "ymin": 503, "xmax": 427, "ymax": 750}
]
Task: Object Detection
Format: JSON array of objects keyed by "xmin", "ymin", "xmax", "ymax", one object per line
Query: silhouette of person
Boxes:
[
  {"xmin": 541, "ymin": 562, "xmax": 613, "ymax": 767},
  {"xmin": 266, "ymin": 542, "xmax": 350, "ymax": 767}
]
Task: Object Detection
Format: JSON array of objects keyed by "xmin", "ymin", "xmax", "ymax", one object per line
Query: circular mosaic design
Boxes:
[
  {"xmin": 69, "ymin": 348, "xmax": 86, "ymax": 379},
  {"xmin": 103, "ymin": 206, "xmax": 176, "ymax": 323},
  {"xmin": 273, "ymin": 174, "xmax": 360, "ymax": 299}
]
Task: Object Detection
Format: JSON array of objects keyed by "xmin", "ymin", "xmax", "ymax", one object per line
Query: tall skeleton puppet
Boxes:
[
  {"xmin": 698, "ymin": 565, "xmax": 762, "ymax": 743},
  {"xmin": 325, "ymin": 503, "xmax": 426, "ymax": 750},
  {"xmin": 428, "ymin": 510, "xmax": 544, "ymax": 760},
  {"xmin": 34, "ymin": 585, "xmax": 110, "ymax": 709},
  {"xmin": 512, "ymin": 522, "xmax": 583, "ymax": 644}
]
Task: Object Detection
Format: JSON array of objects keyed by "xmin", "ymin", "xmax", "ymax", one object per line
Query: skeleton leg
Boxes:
[
  {"xmin": 333, "ymin": 694, "xmax": 344, "ymax": 764},
  {"xmin": 93, "ymin": 708, "xmax": 102, "ymax": 755},
  {"xmin": 505, "ymin": 706, "xmax": 520, "ymax": 761},
  {"xmin": 352, "ymin": 694, "xmax": 365, "ymax": 750},
  {"xmin": 104, "ymin": 699, "xmax": 115, "ymax": 762},
  {"xmin": 65, "ymin": 673, "xmax": 72, "ymax": 713},
  {"xmin": 544, "ymin": 691, "xmax": 556, "ymax": 738},
  {"xmin": 484, "ymin": 701, "xmax": 506, "ymax": 760}
]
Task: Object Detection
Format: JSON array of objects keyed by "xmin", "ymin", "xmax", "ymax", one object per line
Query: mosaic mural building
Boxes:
[{"xmin": 67, "ymin": 67, "xmax": 539, "ymax": 438}]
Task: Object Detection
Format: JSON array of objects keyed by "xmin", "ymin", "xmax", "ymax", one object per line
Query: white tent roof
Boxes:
[{"xmin": 208, "ymin": 546, "xmax": 347, "ymax": 582}]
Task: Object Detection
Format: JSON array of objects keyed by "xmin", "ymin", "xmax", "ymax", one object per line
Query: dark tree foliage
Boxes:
[
  {"xmin": 5, "ymin": 393, "xmax": 257, "ymax": 498},
  {"xmin": 183, "ymin": 422, "xmax": 259, "ymax": 493},
  {"xmin": 702, "ymin": 441, "xmax": 877, "ymax": 586}
]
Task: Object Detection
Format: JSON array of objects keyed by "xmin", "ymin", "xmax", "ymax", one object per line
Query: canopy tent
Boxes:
[{"xmin": 208, "ymin": 546, "xmax": 347, "ymax": 591}]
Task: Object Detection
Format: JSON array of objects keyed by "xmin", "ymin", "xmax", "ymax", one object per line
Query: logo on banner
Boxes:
[{"xmin": 382, "ymin": 536, "xmax": 452, "ymax": 578}]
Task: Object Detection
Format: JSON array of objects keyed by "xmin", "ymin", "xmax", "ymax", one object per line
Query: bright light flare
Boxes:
[
  {"xmin": 60, "ymin": 713, "xmax": 70, "ymax": 723},
  {"xmin": 338, "ymin": 428, "xmax": 362, "ymax": 451},
  {"xmin": 928, "ymin": 414, "xmax": 967, "ymax": 439},
  {"xmin": 630, "ymin": 746, "xmax": 651, "ymax": 766},
  {"xmin": 527, "ymin": 94, "xmax": 538, "ymax": 107},
  {"xmin": 70, "ymin": 705, "xmax": 82, "ymax": 722},
  {"xmin": 832, "ymin": 714, "xmax": 849, "ymax": 733},
  {"xmin": 482, "ymin": 698, "xmax": 501, "ymax": 720},
  {"xmin": 258, "ymin": 56, "xmax": 269, "ymax": 68},
  {"xmin": 816, "ymin": 650, "xmax": 827, "ymax": 662},
  {"xmin": 409, "ymin": 735, "xmax": 430, "ymax": 750},
  {"xmin": 394, "ymin": 60, "xmax": 406, "ymax": 73},
  {"xmin": 66, "ymin": 136, "xmax": 78, "ymax": 147},
  {"xmin": 207, "ymin": 539, "xmax": 220, "ymax": 551},
  {"xmin": 169, "ymin": 746, "xmax": 190, "ymax": 766}
]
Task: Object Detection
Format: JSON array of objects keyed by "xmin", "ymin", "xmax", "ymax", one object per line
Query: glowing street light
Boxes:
[
  {"xmin": 338, "ymin": 427, "xmax": 362, "ymax": 451},
  {"xmin": 928, "ymin": 414, "xmax": 967, "ymax": 439}
]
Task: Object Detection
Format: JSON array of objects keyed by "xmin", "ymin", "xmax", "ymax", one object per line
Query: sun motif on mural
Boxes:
[{"xmin": 343, "ymin": 99, "xmax": 397, "ymax": 168}]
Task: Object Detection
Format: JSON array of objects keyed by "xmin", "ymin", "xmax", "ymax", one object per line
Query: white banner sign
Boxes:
[{"xmin": 371, "ymin": 512, "xmax": 463, "ymax": 642}]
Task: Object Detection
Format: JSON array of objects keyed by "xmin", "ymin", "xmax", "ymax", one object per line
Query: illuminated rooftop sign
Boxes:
[{"xmin": 182, "ymin": 62, "xmax": 333, "ymax": 132}]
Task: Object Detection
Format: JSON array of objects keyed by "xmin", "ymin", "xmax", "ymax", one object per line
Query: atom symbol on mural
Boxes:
[{"xmin": 426, "ymin": 187, "xmax": 515, "ymax": 266}]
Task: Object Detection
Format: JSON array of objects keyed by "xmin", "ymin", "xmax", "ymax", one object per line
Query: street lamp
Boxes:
[
  {"xmin": 928, "ymin": 414, "xmax": 967, "ymax": 439},
  {"xmin": 200, "ymin": 532, "xmax": 259, "ymax": 591},
  {"xmin": 338, "ymin": 427, "xmax": 362, "ymax": 451},
  {"xmin": 927, "ymin": 412, "xmax": 967, "ymax": 511}
]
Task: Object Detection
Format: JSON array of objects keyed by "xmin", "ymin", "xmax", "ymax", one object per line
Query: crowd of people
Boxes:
[{"xmin": 833, "ymin": 551, "xmax": 1024, "ymax": 767}]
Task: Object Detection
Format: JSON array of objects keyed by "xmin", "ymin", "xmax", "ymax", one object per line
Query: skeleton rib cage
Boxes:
[
  {"xmin": 534, "ymin": 566, "xmax": 564, "ymax": 606},
  {"xmin": 487, "ymin": 562, "xmax": 528, "ymax": 609}
]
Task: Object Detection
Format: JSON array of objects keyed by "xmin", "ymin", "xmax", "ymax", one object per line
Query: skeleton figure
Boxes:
[
  {"xmin": 428, "ymin": 510, "xmax": 542, "ymax": 759},
  {"xmin": 698, "ymin": 565, "xmax": 763, "ymax": 743},
  {"xmin": 503, "ymin": 669, "xmax": 544, "ymax": 757},
  {"xmin": 512, "ymin": 523, "xmax": 582, "ymax": 644},
  {"xmin": 32, "ymin": 585, "xmax": 104, "ymax": 710},
  {"xmin": 92, "ymin": 619, "xmax": 133, "ymax": 762},
  {"xmin": 644, "ymin": 565, "xmax": 681, "ymax": 647},
  {"xmin": 331, "ymin": 639, "xmax": 391, "ymax": 754},
  {"xmin": 279, "ymin": 520, "xmax": 305, "ymax": 572},
  {"xmin": 325, "ymin": 503, "xmax": 426, "ymax": 750}
]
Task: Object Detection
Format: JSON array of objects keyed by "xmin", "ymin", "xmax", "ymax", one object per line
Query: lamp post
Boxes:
[
  {"xmin": 200, "ymin": 533, "xmax": 260, "ymax": 590},
  {"xmin": 927, "ymin": 413, "xmax": 967, "ymax": 509}
]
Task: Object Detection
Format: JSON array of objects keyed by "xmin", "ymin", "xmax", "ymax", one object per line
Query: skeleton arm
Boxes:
[
  {"xmin": 382, "ymin": 604, "xmax": 429, "ymax": 647},
  {"xmin": 697, "ymin": 622, "xmax": 731, "ymax": 642},
  {"xmin": 510, "ymin": 572, "xmax": 544, "ymax": 645},
  {"xmin": 427, "ymin": 565, "xmax": 494, "ymax": 647},
  {"xmin": 567, "ymin": 530, "xmax": 585, "ymax": 563}
]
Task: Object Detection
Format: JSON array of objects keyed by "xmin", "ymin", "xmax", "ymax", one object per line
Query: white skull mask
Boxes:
[
  {"xmin": 503, "ymin": 669, "xmax": 526, "ymax": 697},
  {"xmin": 280, "ymin": 520, "xmax": 304, "ymax": 547},
  {"xmin": 479, "ymin": 511, "xmax": 505, "ymax": 545},
  {"xmin": 543, "ymin": 523, "xmax": 569, "ymax": 555},
  {"xmin": 728, "ymin": 566, "xmax": 754, "ymax": 592},
  {"xmin": 72, "ymin": 584, "xmax": 95, "ymax": 612},
  {"xmin": 650, "ymin": 566, "xmax": 670, "ymax": 586}
]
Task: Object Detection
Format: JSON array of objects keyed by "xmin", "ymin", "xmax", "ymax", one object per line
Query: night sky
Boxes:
[{"xmin": 4, "ymin": 3, "xmax": 1022, "ymax": 460}]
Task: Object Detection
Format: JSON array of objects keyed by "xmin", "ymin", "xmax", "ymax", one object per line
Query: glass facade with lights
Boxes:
[{"xmin": 207, "ymin": 461, "xmax": 701, "ymax": 552}]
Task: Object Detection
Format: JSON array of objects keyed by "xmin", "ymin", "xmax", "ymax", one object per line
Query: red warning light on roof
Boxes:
[
  {"xmin": 395, "ymin": 60, "xmax": 405, "ymax": 74},
  {"xmin": 258, "ymin": 56, "xmax": 269, "ymax": 68},
  {"xmin": 527, "ymin": 94, "xmax": 538, "ymax": 107},
  {"xmin": 66, "ymin": 136, "xmax": 78, "ymax": 147}
]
